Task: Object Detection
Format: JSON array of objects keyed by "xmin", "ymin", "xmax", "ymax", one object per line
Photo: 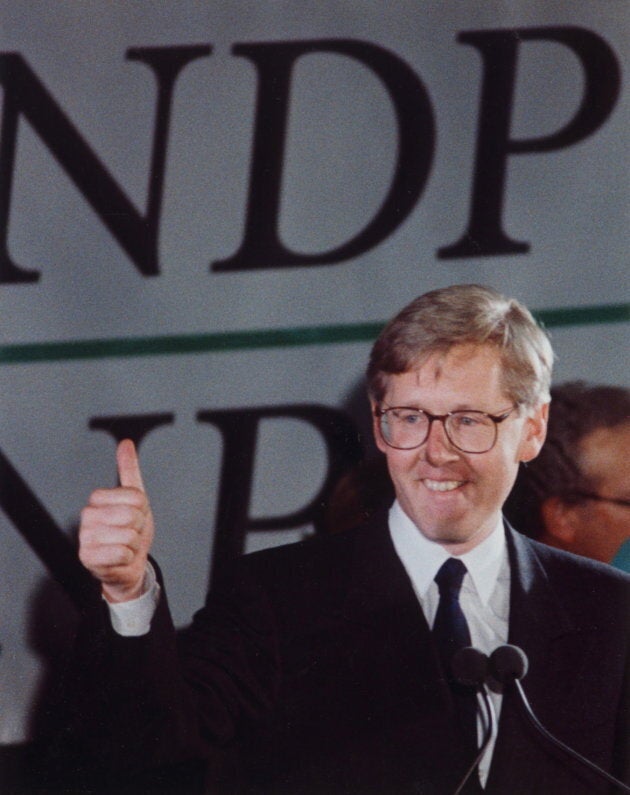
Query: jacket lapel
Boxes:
[
  {"xmin": 339, "ymin": 511, "xmax": 449, "ymax": 703},
  {"xmin": 486, "ymin": 524, "xmax": 579, "ymax": 792},
  {"xmin": 338, "ymin": 513, "xmax": 478, "ymax": 790},
  {"xmin": 505, "ymin": 524, "xmax": 575, "ymax": 667}
]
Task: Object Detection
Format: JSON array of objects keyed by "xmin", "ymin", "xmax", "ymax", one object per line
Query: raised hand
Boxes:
[{"xmin": 79, "ymin": 439, "xmax": 155, "ymax": 603}]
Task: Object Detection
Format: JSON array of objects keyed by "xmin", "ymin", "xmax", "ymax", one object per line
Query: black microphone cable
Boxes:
[
  {"xmin": 489, "ymin": 645, "xmax": 630, "ymax": 795},
  {"xmin": 451, "ymin": 647, "xmax": 497, "ymax": 795}
]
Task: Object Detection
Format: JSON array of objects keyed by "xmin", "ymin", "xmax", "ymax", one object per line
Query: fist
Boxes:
[{"xmin": 79, "ymin": 439, "xmax": 155, "ymax": 603}]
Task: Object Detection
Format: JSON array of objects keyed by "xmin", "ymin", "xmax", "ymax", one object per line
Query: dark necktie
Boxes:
[{"xmin": 433, "ymin": 558, "xmax": 478, "ymax": 754}]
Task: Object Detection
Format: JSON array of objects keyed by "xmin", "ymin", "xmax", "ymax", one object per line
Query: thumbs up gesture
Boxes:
[{"xmin": 79, "ymin": 439, "xmax": 155, "ymax": 603}]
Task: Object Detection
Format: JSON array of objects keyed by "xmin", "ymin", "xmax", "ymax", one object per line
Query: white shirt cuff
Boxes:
[{"xmin": 106, "ymin": 563, "xmax": 161, "ymax": 637}]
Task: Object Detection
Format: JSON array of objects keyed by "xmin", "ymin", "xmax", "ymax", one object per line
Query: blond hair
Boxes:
[{"xmin": 367, "ymin": 284, "xmax": 553, "ymax": 407}]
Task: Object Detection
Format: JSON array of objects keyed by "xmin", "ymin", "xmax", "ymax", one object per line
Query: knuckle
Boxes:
[
  {"xmin": 89, "ymin": 488, "xmax": 109, "ymax": 504},
  {"xmin": 123, "ymin": 487, "xmax": 146, "ymax": 507}
]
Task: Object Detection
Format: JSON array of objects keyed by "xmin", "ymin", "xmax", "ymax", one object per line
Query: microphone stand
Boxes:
[
  {"xmin": 490, "ymin": 644, "xmax": 630, "ymax": 795},
  {"xmin": 512, "ymin": 677, "xmax": 630, "ymax": 795}
]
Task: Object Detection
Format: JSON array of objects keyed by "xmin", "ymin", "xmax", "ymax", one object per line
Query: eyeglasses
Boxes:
[
  {"xmin": 569, "ymin": 491, "xmax": 630, "ymax": 509},
  {"xmin": 375, "ymin": 405, "xmax": 518, "ymax": 454}
]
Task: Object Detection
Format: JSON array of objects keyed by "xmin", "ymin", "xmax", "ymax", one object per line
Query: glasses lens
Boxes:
[
  {"xmin": 380, "ymin": 409, "xmax": 429, "ymax": 449},
  {"xmin": 445, "ymin": 412, "xmax": 496, "ymax": 453}
]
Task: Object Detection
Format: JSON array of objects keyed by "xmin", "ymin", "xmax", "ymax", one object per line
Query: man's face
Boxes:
[
  {"xmin": 565, "ymin": 423, "xmax": 630, "ymax": 563},
  {"xmin": 372, "ymin": 343, "xmax": 548, "ymax": 553}
]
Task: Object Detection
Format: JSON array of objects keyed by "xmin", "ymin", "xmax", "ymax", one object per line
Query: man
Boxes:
[
  {"xmin": 504, "ymin": 381, "xmax": 630, "ymax": 569},
  {"xmin": 56, "ymin": 285, "xmax": 629, "ymax": 794}
]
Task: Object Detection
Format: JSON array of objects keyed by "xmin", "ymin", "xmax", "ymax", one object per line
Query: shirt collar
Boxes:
[{"xmin": 388, "ymin": 500, "xmax": 506, "ymax": 605}]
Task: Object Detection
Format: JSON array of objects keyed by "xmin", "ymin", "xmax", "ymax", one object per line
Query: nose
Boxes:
[{"xmin": 423, "ymin": 417, "xmax": 460, "ymax": 466}]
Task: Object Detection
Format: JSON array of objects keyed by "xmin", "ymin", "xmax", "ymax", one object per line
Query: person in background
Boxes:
[{"xmin": 504, "ymin": 381, "xmax": 630, "ymax": 570}]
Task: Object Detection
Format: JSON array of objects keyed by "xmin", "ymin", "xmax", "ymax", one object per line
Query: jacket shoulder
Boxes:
[{"xmin": 508, "ymin": 526, "xmax": 630, "ymax": 627}]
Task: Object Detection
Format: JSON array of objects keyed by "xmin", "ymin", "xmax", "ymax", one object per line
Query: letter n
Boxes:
[{"xmin": 0, "ymin": 46, "xmax": 211, "ymax": 282}]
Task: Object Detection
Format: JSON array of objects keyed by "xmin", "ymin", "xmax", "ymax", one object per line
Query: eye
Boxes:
[
  {"xmin": 452, "ymin": 412, "xmax": 484, "ymax": 428},
  {"xmin": 393, "ymin": 409, "xmax": 423, "ymax": 425}
]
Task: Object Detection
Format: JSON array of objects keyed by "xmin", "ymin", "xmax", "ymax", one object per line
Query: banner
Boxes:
[{"xmin": 1, "ymin": 1, "xmax": 628, "ymax": 745}]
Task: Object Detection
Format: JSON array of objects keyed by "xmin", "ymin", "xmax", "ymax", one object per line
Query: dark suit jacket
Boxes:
[{"xmin": 52, "ymin": 515, "xmax": 630, "ymax": 794}]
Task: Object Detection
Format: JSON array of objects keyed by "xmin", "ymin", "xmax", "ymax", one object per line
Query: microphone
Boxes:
[
  {"xmin": 489, "ymin": 645, "xmax": 630, "ymax": 794},
  {"xmin": 488, "ymin": 643, "xmax": 527, "ymax": 682},
  {"xmin": 451, "ymin": 646, "xmax": 488, "ymax": 688},
  {"xmin": 451, "ymin": 647, "xmax": 496, "ymax": 795}
]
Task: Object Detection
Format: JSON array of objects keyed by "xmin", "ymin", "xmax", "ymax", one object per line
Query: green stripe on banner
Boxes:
[{"xmin": 0, "ymin": 303, "xmax": 627, "ymax": 365}]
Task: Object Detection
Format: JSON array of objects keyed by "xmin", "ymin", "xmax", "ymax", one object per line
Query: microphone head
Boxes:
[
  {"xmin": 451, "ymin": 646, "xmax": 489, "ymax": 687},
  {"xmin": 489, "ymin": 644, "xmax": 528, "ymax": 684}
]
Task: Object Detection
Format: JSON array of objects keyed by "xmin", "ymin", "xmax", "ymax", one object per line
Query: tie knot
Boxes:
[{"xmin": 435, "ymin": 557, "xmax": 467, "ymax": 596}]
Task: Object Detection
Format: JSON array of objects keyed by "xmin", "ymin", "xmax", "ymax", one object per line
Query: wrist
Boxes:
[
  {"xmin": 102, "ymin": 573, "xmax": 147, "ymax": 604},
  {"xmin": 105, "ymin": 564, "xmax": 160, "ymax": 637}
]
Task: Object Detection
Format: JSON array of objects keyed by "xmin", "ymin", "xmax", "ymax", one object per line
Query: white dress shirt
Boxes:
[
  {"xmin": 388, "ymin": 500, "xmax": 510, "ymax": 786},
  {"xmin": 106, "ymin": 563, "xmax": 160, "ymax": 636}
]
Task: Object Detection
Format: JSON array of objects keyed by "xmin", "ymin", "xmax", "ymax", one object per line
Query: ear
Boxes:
[
  {"xmin": 517, "ymin": 402, "xmax": 549, "ymax": 463},
  {"xmin": 540, "ymin": 496, "xmax": 577, "ymax": 545}
]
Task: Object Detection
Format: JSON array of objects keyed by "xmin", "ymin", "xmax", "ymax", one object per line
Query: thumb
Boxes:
[{"xmin": 116, "ymin": 439, "xmax": 146, "ymax": 492}]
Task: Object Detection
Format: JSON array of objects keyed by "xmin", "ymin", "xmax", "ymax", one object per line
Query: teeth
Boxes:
[{"xmin": 424, "ymin": 479, "xmax": 463, "ymax": 492}]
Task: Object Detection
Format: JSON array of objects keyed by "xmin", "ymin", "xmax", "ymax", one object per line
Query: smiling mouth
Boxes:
[{"xmin": 423, "ymin": 479, "xmax": 465, "ymax": 492}]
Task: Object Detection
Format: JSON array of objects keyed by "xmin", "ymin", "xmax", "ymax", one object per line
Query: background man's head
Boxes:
[{"xmin": 504, "ymin": 380, "xmax": 630, "ymax": 564}]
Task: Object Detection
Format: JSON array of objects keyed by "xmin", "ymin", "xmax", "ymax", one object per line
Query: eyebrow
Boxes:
[{"xmin": 385, "ymin": 402, "xmax": 502, "ymax": 413}]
